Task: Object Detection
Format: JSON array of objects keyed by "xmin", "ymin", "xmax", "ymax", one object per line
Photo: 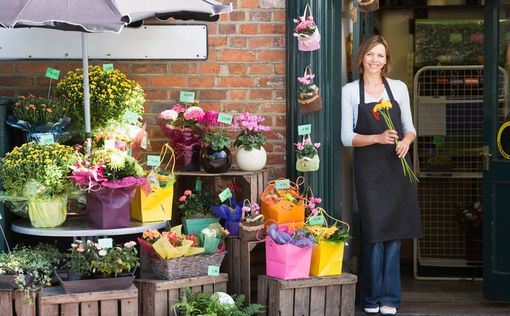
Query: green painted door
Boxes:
[{"xmin": 483, "ymin": 1, "xmax": 510, "ymax": 301}]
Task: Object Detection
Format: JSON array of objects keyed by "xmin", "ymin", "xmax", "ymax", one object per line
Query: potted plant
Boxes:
[
  {"xmin": 0, "ymin": 142, "xmax": 78, "ymax": 227},
  {"xmin": 68, "ymin": 147, "xmax": 147, "ymax": 229},
  {"xmin": 56, "ymin": 65, "xmax": 145, "ymax": 131},
  {"xmin": 6, "ymin": 94, "xmax": 71, "ymax": 143},
  {"xmin": 199, "ymin": 111, "xmax": 232, "ymax": 173},
  {"xmin": 295, "ymin": 136, "xmax": 320, "ymax": 172},
  {"xmin": 157, "ymin": 101, "xmax": 205, "ymax": 171},
  {"xmin": 173, "ymin": 288, "xmax": 264, "ymax": 315},
  {"xmin": 0, "ymin": 243, "xmax": 62, "ymax": 303},
  {"xmin": 59, "ymin": 239, "xmax": 139, "ymax": 293},
  {"xmin": 211, "ymin": 197, "xmax": 243, "ymax": 236},
  {"xmin": 297, "ymin": 67, "xmax": 322, "ymax": 114},
  {"xmin": 233, "ymin": 112, "xmax": 270, "ymax": 171},
  {"xmin": 177, "ymin": 189, "xmax": 219, "ymax": 236},
  {"xmin": 239, "ymin": 200, "xmax": 265, "ymax": 241}
]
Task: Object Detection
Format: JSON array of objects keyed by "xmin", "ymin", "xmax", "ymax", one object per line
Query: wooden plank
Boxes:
[
  {"xmin": 214, "ymin": 281, "xmax": 227, "ymax": 292},
  {"xmin": 277, "ymin": 274, "xmax": 357, "ymax": 289},
  {"xmin": 191, "ymin": 285, "xmax": 202, "ymax": 294},
  {"xmin": 325, "ymin": 285, "xmax": 341, "ymax": 316},
  {"xmin": 266, "ymin": 278, "xmax": 279, "ymax": 316},
  {"xmin": 60, "ymin": 302, "xmax": 79, "ymax": 316},
  {"xmin": 137, "ymin": 274, "xmax": 228, "ymax": 291},
  {"xmin": 294, "ymin": 287, "xmax": 310, "ymax": 316},
  {"xmin": 257, "ymin": 275, "xmax": 268, "ymax": 316},
  {"xmin": 240, "ymin": 239, "xmax": 251, "ymax": 303},
  {"xmin": 310, "ymin": 286, "xmax": 326, "ymax": 315},
  {"xmin": 120, "ymin": 297, "xmax": 138, "ymax": 316},
  {"xmin": 231, "ymin": 238, "xmax": 242, "ymax": 294},
  {"xmin": 0, "ymin": 290, "xmax": 13, "ymax": 316},
  {"xmin": 13, "ymin": 290, "xmax": 37, "ymax": 316},
  {"xmin": 80, "ymin": 301, "xmax": 99, "ymax": 316},
  {"xmin": 278, "ymin": 289, "xmax": 294, "ymax": 316},
  {"xmin": 40, "ymin": 285, "xmax": 138, "ymax": 304},
  {"xmin": 39, "ymin": 304, "xmax": 58, "ymax": 316},
  {"xmin": 248, "ymin": 174, "xmax": 258, "ymax": 203},
  {"xmin": 100, "ymin": 299, "xmax": 118, "ymax": 316},
  {"xmin": 167, "ymin": 288, "xmax": 180, "ymax": 314},
  {"xmin": 153, "ymin": 288, "xmax": 168, "ymax": 316},
  {"xmin": 340, "ymin": 284, "xmax": 356, "ymax": 316},
  {"xmin": 202, "ymin": 283, "xmax": 214, "ymax": 294}
]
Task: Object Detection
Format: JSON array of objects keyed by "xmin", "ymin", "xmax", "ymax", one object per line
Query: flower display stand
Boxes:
[
  {"xmin": 38, "ymin": 285, "xmax": 138, "ymax": 316},
  {"xmin": 0, "ymin": 288, "xmax": 38, "ymax": 316},
  {"xmin": 221, "ymin": 236, "xmax": 265, "ymax": 303},
  {"xmin": 135, "ymin": 274, "xmax": 228, "ymax": 316},
  {"xmin": 257, "ymin": 274, "xmax": 357, "ymax": 316}
]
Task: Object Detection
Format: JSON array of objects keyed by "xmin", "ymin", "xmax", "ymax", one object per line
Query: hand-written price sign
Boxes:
[
  {"xmin": 123, "ymin": 110, "xmax": 140, "ymax": 123},
  {"xmin": 298, "ymin": 124, "xmax": 312, "ymax": 136},
  {"xmin": 103, "ymin": 63, "xmax": 114, "ymax": 73},
  {"xmin": 39, "ymin": 134, "xmax": 54, "ymax": 145},
  {"xmin": 308, "ymin": 215, "xmax": 325, "ymax": 226},
  {"xmin": 179, "ymin": 91, "xmax": 195, "ymax": 103},
  {"xmin": 147, "ymin": 155, "xmax": 161, "ymax": 167},
  {"xmin": 208, "ymin": 265, "xmax": 220, "ymax": 276},
  {"xmin": 275, "ymin": 179, "xmax": 290, "ymax": 190},
  {"xmin": 98, "ymin": 238, "xmax": 113, "ymax": 249},
  {"xmin": 45, "ymin": 67, "xmax": 60, "ymax": 80},
  {"xmin": 217, "ymin": 113, "xmax": 233, "ymax": 125},
  {"xmin": 219, "ymin": 188, "xmax": 232, "ymax": 202},
  {"xmin": 195, "ymin": 178, "xmax": 202, "ymax": 192}
]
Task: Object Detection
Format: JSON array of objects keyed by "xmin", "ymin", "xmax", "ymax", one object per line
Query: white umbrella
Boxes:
[{"xmin": 0, "ymin": 0, "xmax": 232, "ymax": 147}]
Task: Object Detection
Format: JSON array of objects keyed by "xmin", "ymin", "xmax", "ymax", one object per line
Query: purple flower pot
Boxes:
[{"xmin": 86, "ymin": 186, "xmax": 135, "ymax": 229}]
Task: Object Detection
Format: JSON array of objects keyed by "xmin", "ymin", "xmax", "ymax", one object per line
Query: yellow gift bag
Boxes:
[
  {"xmin": 132, "ymin": 144, "xmax": 175, "ymax": 222},
  {"xmin": 307, "ymin": 208, "xmax": 350, "ymax": 277}
]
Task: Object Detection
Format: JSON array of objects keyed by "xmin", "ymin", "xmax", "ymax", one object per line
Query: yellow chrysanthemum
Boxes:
[{"xmin": 373, "ymin": 99, "xmax": 392, "ymax": 113}]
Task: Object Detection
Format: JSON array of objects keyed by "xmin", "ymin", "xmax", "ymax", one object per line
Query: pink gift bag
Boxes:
[
  {"xmin": 265, "ymin": 236, "xmax": 312, "ymax": 280},
  {"xmin": 293, "ymin": 4, "xmax": 321, "ymax": 52}
]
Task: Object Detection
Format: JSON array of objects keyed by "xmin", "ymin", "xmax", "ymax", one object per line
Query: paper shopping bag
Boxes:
[
  {"xmin": 265, "ymin": 236, "xmax": 312, "ymax": 280},
  {"xmin": 310, "ymin": 240, "xmax": 345, "ymax": 276},
  {"xmin": 260, "ymin": 179, "xmax": 305, "ymax": 228}
]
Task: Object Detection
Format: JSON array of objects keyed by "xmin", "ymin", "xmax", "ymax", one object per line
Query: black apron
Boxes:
[{"xmin": 354, "ymin": 77, "xmax": 422, "ymax": 243}]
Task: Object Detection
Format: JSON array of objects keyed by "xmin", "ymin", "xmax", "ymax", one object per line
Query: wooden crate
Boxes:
[
  {"xmin": 135, "ymin": 274, "xmax": 227, "ymax": 316},
  {"xmin": 39, "ymin": 285, "xmax": 138, "ymax": 316},
  {"xmin": 0, "ymin": 289, "xmax": 38, "ymax": 316},
  {"xmin": 257, "ymin": 274, "xmax": 358, "ymax": 316},
  {"xmin": 222, "ymin": 237, "xmax": 265, "ymax": 303}
]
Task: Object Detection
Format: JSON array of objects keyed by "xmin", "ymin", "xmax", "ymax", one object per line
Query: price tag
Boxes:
[
  {"xmin": 208, "ymin": 265, "xmax": 220, "ymax": 276},
  {"xmin": 217, "ymin": 113, "xmax": 233, "ymax": 125},
  {"xmin": 123, "ymin": 110, "xmax": 140, "ymax": 123},
  {"xmin": 179, "ymin": 91, "xmax": 195, "ymax": 103},
  {"xmin": 98, "ymin": 238, "xmax": 113, "ymax": 249},
  {"xmin": 308, "ymin": 215, "xmax": 325, "ymax": 226},
  {"xmin": 298, "ymin": 124, "xmax": 312, "ymax": 136},
  {"xmin": 147, "ymin": 155, "xmax": 161, "ymax": 167},
  {"xmin": 103, "ymin": 63, "xmax": 114, "ymax": 73},
  {"xmin": 274, "ymin": 179, "xmax": 290, "ymax": 190},
  {"xmin": 104, "ymin": 139, "xmax": 115, "ymax": 149},
  {"xmin": 219, "ymin": 188, "xmax": 232, "ymax": 202},
  {"xmin": 433, "ymin": 135, "xmax": 445, "ymax": 145},
  {"xmin": 45, "ymin": 67, "xmax": 60, "ymax": 80},
  {"xmin": 39, "ymin": 134, "xmax": 54, "ymax": 145},
  {"xmin": 195, "ymin": 178, "xmax": 202, "ymax": 192}
]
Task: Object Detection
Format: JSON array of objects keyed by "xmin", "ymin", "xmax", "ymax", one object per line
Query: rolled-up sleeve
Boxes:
[{"xmin": 341, "ymin": 84, "xmax": 356, "ymax": 147}]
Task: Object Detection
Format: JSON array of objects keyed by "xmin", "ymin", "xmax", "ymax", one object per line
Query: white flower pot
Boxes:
[{"xmin": 235, "ymin": 146, "xmax": 267, "ymax": 171}]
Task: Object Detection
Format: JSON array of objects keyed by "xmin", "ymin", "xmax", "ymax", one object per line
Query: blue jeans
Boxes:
[{"xmin": 360, "ymin": 240, "xmax": 401, "ymax": 308}]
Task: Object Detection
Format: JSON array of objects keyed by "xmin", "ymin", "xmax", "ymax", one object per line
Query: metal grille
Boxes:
[{"xmin": 413, "ymin": 66, "xmax": 507, "ymax": 277}]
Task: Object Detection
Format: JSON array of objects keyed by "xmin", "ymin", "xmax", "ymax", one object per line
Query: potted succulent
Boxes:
[
  {"xmin": 233, "ymin": 112, "xmax": 270, "ymax": 171},
  {"xmin": 199, "ymin": 111, "xmax": 232, "ymax": 173},
  {"xmin": 157, "ymin": 101, "xmax": 205, "ymax": 171},
  {"xmin": 0, "ymin": 142, "xmax": 78, "ymax": 227},
  {"xmin": 295, "ymin": 136, "xmax": 320, "ymax": 172},
  {"xmin": 6, "ymin": 94, "xmax": 71, "ymax": 143},
  {"xmin": 68, "ymin": 147, "xmax": 147, "ymax": 229},
  {"xmin": 177, "ymin": 189, "xmax": 219, "ymax": 236}
]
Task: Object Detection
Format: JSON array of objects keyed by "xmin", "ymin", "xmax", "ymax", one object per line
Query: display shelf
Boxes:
[{"xmin": 11, "ymin": 216, "xmax": 168, "ymax": 237}]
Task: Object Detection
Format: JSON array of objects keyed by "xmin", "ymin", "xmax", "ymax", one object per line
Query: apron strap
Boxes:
[
  {"xmin": 382, "ymin": 77, "xmax": 396, "ymax": 102},
  {"xmin": 359, "ymin": 77, "xmax": 365, "ymax": 105}
]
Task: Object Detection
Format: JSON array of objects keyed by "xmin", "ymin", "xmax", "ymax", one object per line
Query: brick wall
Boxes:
[{"xmin": 0, "ymin": 0, "xmax": 287, "ymax": 178}]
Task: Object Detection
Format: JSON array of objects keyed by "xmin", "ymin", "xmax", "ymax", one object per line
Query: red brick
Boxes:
[
  {"xmin": 199, "ymin": 102, "xmax": 222, "ymax": 112},
  {"xmin": 208, "ymin": 24, "xmax": 218, "ymax": 34},
  {"xmin": 150, "ymin": 76, "xmax": 186, "ymax": 87},
  {"xmin": 223, "ymin": 102, "xmax": 258, "ymax": 113},
  {"xmin": 219, "ymin": 77, "xmax": 254, "ymax": 88},
  {"xmin": 199, "ymin": 63, "xmax": 220, "ymax": 74},
  {"xmin": 0, "ymin": 76, "xmax": 33, "ymax": 87},
  {"xmin": 273, "ymin": 115, "xmax": 286, "ymax": 127},
  {"xmin": 267, "ymin": 154, "xmax": 286, "ymax": 164},
  {"xmin": 273, "ymin": 36, "xmax": 286, "ymax": 47},
  {"xmin": 206, "ymin": 50, "xmax": 217, "ymax": 61},
  {"xmin": 250, "ymin": 89, "xmax": 273, "ymax": 100},
  {"xmin": 240, "ymin": 0, "xmax": 259, "ymax": 8},
  {"xmin": 18, "ymin": 88, "xmax": 46, "ymax": 97},
  {"xmin": 131, "ymin": 64, "xmax": 167, "ymax": 74},
  {"xmin": 258, "ymin": 50, "xmax": 286, "ymax": 62},
  {"xmin": 188, "ymin": 77, "xmax": 216, "ymax": 87},
  {"xmin": 220, "ymin": 50, "xmax": 256, "ymax": 62},
  {"xmin": 229, "ymin": 11, "xmax": 246, "ymax": 21},
  {"xmin": 219, "ymin": 24, "xmax": 236, "ymax": 34},
  {"xmin": 256, "ymin": 77, "xmax": 285, "ymax": 88},
  {"xmin": 266, "ymin": 129, "xmax": 286, "ymax": 139},
  {"xmin": 274, "ymin": 11, "xmax": 286, "ymax": 21},
  {"xmin": 274, "ymin": 89, "xmax": 286, "ymax": 100},
  {"xmin": 239, "ymin": 24, "xmax": 258, "ymax": 35},
  {"xmin": 111, "ymin": 63, "xmax": 130, "ymax": 74},
  {"xmin": 209, "ymin": 36, "xmax": 228, "ymax": 47},
  {"xmin": 230, "ymin": 90, "xmax": 247, "ymax": 100},
  {"xmin": 269, "ymin": 141, "xmax": 286, "ymax": 153},
  {"xmin": 249, "ymin": 37, "xmax": 274, "ymax": 49},
  {"xmin": 0, "ymin": 89, "xmax": 16, "ymax": 96},
  {"xmin": 250, "ymin": 12, "xmax": 272, "ymax": 22},
  {"xmin": 131, "ymin": 77, "xmax": 148, "ymax": 88},
  {"xmin": 275, "ymin": 64, "xmax": 286, "ymax": 75},
  {"xmin": 249, "ymin": 65, "xmax": 273, "ymax": 75},
  {"xmin": 229, "ymin": 64, "xmax": 248, "ymax": 75},
  {"xmin": 170, "ymin": 64, "xmax": 197, "ymax": 74},
  {"xmin": 199, "ymin": 90, "xmax": 227, "ymax": 100},
  {"xmin": 229, "ymin": 37, "xmax": 248, "ymax": 48},
  {"xmin": 259, "ymin": 24, "xmax": 285, "ymax": 34},
  {"xmin": 145, "ymin": 89, "xmax": 168, "ymax": 100},
  {"xmin": 0, "ymin": 63, "xmax": 13, "ymax": 74},
  {"xmin": 259, "ymin": 102, "xmax": 285, "ymax": 113},
  {"xmin": 15, "ymin": 63, "xmax": 49, "ymax": 74}
]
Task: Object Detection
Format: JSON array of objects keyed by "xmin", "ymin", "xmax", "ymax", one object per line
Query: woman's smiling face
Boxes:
[{"xmin": 363, "ymin": 43, "xmax": 387, "ymax": 75}]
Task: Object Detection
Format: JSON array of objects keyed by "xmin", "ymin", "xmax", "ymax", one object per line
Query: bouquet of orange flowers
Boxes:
[{"xmin": 372, "ymin": 99, "xmax": 419, "ymax": 183}]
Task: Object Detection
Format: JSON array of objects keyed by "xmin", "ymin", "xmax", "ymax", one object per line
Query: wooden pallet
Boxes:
[
  {"xmin": 39, "ymin": 285, "xmax": 138, "ymax": 316},
  {"xmin": 222, "ymin": 237, "xmax": 265, "ymax": 303},
  {"xmin": 257, "ymin": 274, "xmax": 358, "ymax": 316},
  {"xmin": 0, "ymin": 289, "xmax": 38, "ymax": 316},
  {"xmin": 135, "ymin": 274, "xmax": 228, "ymax": 316}
]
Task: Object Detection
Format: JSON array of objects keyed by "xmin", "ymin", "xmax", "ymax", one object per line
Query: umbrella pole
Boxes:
[{"xmin": 82, "ymin": 33, "xmax": 92, "ymax": 154}]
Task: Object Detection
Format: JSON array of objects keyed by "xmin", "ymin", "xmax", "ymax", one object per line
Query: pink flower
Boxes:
[
  {"xmin": 179, "ymin": 195, "xmax": 187, "ymax": 202},
  {"xmin": 77, "ymin": 245, "xmax": 85, "ymax": 253},
  {"xmin": 98, "ymin": 250, "xmax": 107, "ymax": 256},
  {"xmin": 172, "ymin": 104, "xmax": 186, "ymax": 113},
  {"xmin": 95, "ymin": 243, "xmax": 102, "ymax": 250},
  {"xmin": 184, "ymin": 106, "xmax": 205, "ymax": 121},
  {"xmin": 314, "ymin": 143, "xmax": 321, "ymax": 149},
  {"xmin": 242, "ymin": 206, "xmax": 251, "ymax": 213},
  {"xmin": 124, "ymin": 241, "xmax": 136, "ymax": 248},
  {"xmin": 158, "ymin": 109, "xmax": 178, "ymax": 121},
  {"xmin": 295, "ymin": 142, "xmax": 304, "ymax": 151},
  {"xmin": 184, "ymin": 190, "xmax": 192, "ymax": 196}
]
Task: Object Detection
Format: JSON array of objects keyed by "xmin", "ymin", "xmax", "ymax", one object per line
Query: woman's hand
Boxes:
[
  {"xmin": 396, "ymin": 139, "xmax": 411, "ymax": 158},
  {"xmin": 376, "ymin": 129, "xmax": 399, "ymax": 145}
]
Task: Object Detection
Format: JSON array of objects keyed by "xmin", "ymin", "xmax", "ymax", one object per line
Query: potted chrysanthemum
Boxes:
[{"xmin": 233, "ymin": 112, "xmax": 270, "ymax": 171}]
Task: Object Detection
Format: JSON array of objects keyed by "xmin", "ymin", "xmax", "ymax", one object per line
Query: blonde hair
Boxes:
[{"xmin": 356, "ymin": 35, "xmax": 392, "ymax": 77}]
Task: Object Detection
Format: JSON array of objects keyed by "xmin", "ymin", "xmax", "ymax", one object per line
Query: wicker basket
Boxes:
[
  {"xmin": 298, "ymin": 89, "xmax": 322, "ymax": 114},
  {"xmin": 141, "ymin": 250, "xmax": 227, "ymax": 280},
  {"xmin": 239, "ymin": 222, "xmax": 265, "ymax": 242}
]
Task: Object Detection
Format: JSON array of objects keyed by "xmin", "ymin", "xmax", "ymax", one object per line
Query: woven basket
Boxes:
[
  {"xmin": 298, "ymin": 89, "xmax": 322, "ymax": 114},
  {"xmin": 141, "ymin": 250, "xmax": 227, "ymax": 280},
  {"xmin": 239, "ymin": 222, "xmax": 265, "ymax": 242}
]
